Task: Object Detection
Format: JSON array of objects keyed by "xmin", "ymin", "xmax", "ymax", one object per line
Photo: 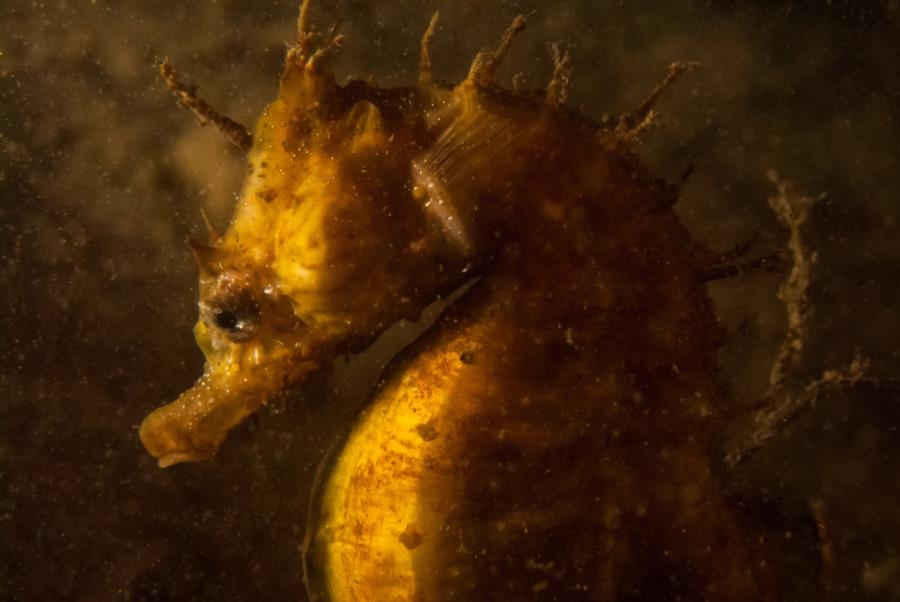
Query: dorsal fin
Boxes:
[{"xmin": 411, "ymin": 111, "xmax": 517, "ymax": 256}]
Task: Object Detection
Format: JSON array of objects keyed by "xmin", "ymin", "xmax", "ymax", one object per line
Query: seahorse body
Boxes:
[
  {"xmin": 140, "ymin": 5, "xmax": 780, "ymax": 600},
  {"xmin": 316, "ymin": 91, "xmax": 767, "ymax": 600}
]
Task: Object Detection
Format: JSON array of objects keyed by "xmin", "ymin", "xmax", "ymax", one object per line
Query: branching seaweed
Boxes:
[
  {"xmin": 766, "ymin": 171, "xmax": 818, "ymax": 396},
  {"xmin": 724, "ymin": 173, "xmax": 900, "ymax": 469}
]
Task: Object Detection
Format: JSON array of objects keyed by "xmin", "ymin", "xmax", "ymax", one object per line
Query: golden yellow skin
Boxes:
[
  {"xmin": 140, "ymin": 58, "xmax": 464, "ymax": 466},
  {"xmin": 141, "ymin": 10, "xmax": 785, "ymax": 600}
]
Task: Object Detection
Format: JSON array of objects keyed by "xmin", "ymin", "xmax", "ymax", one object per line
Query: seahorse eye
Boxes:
[
  {"xmin": 208, "ymin": 292, "xmax": 261, "ymax": 341},
  {"xmin": 214, "ymin": 310, "xmax": 239, "ymax": 331}
]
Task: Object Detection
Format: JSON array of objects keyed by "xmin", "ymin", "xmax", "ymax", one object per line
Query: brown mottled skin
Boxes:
[{"xmin": 140, "ymin": 5, "xmax": 786, "ymax": 600}]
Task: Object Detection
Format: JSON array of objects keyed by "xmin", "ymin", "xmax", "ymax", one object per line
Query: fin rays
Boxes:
[{"xmin": 412, "ymin": 112, "xmax": 517, "ymax": 255}]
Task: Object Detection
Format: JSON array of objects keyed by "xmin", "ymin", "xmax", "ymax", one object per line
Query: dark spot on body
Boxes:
[
  {"xmin": 399, "ymin": 524, "xmax": 424, "ymax": 550},
  {"xmin": 415, "ymin": 420, "xmax": 438, "ymax": 442},
  {"xmin": 256, "ymin": 188, "xmax": 277, "ymax": 203},
  {"xmin": 460, "ymin": 351, "xmax": 475, "ymax": 364}
]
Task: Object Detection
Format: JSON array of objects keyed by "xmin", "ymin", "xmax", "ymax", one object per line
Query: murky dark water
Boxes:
[{"xmin": 2, "ymin": 1, "xmax": 900, "ymax": 600}]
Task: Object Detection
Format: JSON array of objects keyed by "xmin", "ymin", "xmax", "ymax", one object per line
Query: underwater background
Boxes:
[{"xmin": 2, "ymin": 0, "xmax": 900, "ymax": 599}]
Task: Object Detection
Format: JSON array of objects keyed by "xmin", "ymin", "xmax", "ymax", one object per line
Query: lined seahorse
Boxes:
[{"xmin": 139, "ymin": 3, "xmax": 797, "ymax": 599}]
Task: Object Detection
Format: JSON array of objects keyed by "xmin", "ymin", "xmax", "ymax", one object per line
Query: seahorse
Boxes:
[{"xmin": 140, "ymin": 3, "xmax": 790, "ymax": 600}]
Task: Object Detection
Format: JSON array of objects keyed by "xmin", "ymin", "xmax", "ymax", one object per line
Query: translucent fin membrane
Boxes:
[{"xmin": 411, "ymin": 111, "xmax": 516, "ymax": 256}]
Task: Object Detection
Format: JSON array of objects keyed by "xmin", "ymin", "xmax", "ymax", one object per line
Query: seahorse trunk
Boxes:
[{"xmin": 316, "ymin": 138, "xmax": 771, "ymax": 600}]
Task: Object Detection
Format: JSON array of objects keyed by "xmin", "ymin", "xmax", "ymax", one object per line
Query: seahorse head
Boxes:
[
  {"xmin": 139, "ymin": 19, "xmax": 474, "ymax": 467},
  {"xmin": 139, "ymin": 1, "xmax": 678, "ymax": 467}
]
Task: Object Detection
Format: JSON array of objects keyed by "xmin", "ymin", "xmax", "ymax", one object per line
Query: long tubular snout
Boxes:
[{"xmin": 139, "ymin": 374, "xmax": 264, "ymax": 467}]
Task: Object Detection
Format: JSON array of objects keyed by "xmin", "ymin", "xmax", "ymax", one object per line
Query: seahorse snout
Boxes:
[
  {"xmin": 140, "ymin": 356, "xmax": 322, "ymax": 467},
  {"xmin": 139, "ymin": 380, "xmax": 231, "ymax": 468}
]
